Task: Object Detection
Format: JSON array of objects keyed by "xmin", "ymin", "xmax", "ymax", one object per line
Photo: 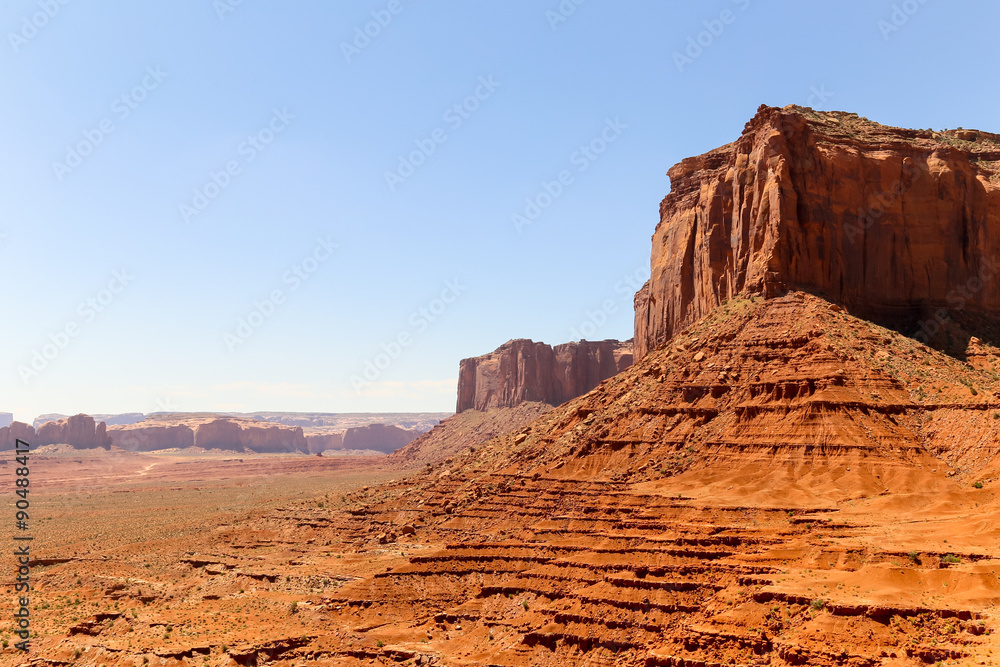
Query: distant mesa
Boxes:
[
  {"xmin": 0, "ymin": 412, "xmax": 12, "ymax": 428},
  {"xmin": 33, "ymin": 413, "xmax": 67, "ymax": 428},
  {"xmin": 97, "ymin": 412, "xmax": 146, "ymax": 426},
  {"xmin": 16, "ymin": 411, "xmax": 445, "ymax": 455},
  {"xmin": 457, "ymin": 338, "xmax": 632, "ymax": 413},
  {"xmin": 0, "ymin": 421, "xmax": 36, "ymax": 451},
  {"xmin": 33, "ymin": 412, "xmax": 144, "ymax": 428},
  {"xmin": 342, "ymin": 423, "xmax": 419, "ymax": 454},
  {"xmin": 1, "ymin": 413, "xmax": 111, "ymax": 450},
  {"xmin": 107, "ymin": 415, "xmax": 308, "ymax": 453},
  {"xmin": 37, "ymin": 414, "xmax": 112, "ymax": 449},
  {"xmin": 103, "ymin": 414, "xmax": 430, "ymax": 455}
]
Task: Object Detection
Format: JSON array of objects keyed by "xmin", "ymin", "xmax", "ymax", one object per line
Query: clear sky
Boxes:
[{"xmin": 1, "ymin": 1, "xmax": 997, "ymax": 422}]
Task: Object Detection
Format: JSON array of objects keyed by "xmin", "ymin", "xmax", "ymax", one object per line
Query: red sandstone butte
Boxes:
[
  {"xmin": 456, "ymin": 338, "xmax": 633, "ymax": 412},
  {"xmin": 634, "ymin": 104, "xmax": 1000, "ymax": 359},
  {"xmin": 34, "ymin": 414, "xmax": 112, "ymax": 449},
  {"xmin": 0, "ymin": 421, "xmax": 36, "ymax": 450}
]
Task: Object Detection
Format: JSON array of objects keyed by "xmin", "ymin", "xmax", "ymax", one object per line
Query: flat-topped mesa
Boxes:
[
  {"xmin": 108, "ymin": 415, "xmax": 308, "ymax": 453},
  {"xmin": 342, "ymin": 423, "xmax": 418, "ymax": 453},
  {"xmin": 456, "ymin": 338, "xmax": 633, "ymax": 412},
  {"xmin": 634, "ymin": 104, "xmax": 1000, "ymax": 359}
]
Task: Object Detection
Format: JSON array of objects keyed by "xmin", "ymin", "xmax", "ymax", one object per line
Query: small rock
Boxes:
[{"xmin": 693, "ymin": 351, "xmax": 706, "ymax": 362}]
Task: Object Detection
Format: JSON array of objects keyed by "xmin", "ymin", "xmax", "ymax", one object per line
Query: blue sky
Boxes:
[{"xmin": 1, "ymin": 0, "xmax": 997, "ymax": 422}]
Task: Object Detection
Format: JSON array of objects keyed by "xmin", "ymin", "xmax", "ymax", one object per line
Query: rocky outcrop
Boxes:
[
  {"xmin": 193, "ymin": 418, "xmax": 242, "ymax": 449},
  {"xmin": 0, "ymin": 422, "xmax": 35, "ymax": 450},
  {"xmin": 238, "ymin": 423, "xmax": 308, "ymax": 454},
  {"xmin": 457, "ymin": 339, "xmax": 632, "ymax": 412},
  {"xmin": 34, "ymin": 414, "xmax": 112, "ymax": 449},
  {"xmin": 635, "ymin": 104, "xmax": 1000, "ymax": 359},
  {"xmin": 341, "ymin": 424, "xmax": 418, "ymax": 454}
]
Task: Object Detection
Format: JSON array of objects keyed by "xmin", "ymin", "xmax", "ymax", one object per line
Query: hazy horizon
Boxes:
[{"xmin": 3, "ymin": 1, "xmax": 998, "ymax": 420}]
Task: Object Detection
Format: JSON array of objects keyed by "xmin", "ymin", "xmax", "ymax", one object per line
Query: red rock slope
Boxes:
[{"xmin": 329, "ymin": 292, "xmax": 1000, "ymax": 666}]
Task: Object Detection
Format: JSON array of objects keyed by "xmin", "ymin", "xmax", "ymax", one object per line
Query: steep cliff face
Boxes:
[
  {"xmin": 34, "ymin": 414, "xmax": 112, "ymax": 449},
  {"xmin": 193, "ymin": 419, "xmax": 242, "ymax": 449},
  {"xmin": 635, "ymin": 104, "xmax": 1000, "ymax": 358},
  {"xmin": 457, "ymin": 339, "xmax": 632, "ymax": 412},
  {"xmin": 239, "ymin": 423, "xmax": 307, "ymax": 454},
  {"xmin": 0, "ymin": 422, "xmax": 35, "ymax": 450}
]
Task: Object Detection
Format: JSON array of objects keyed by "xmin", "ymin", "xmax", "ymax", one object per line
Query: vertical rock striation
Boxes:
[
  {"xmin": 456, "ymin": 339, "xmax": 632, "ymax": 412},
  {"xmin": 34, "ymin": 414, "xmax": 112, "ymax": 449},
  {"xmin": 635, "ymin": 104, "xmax": 1000, "ymax": 358}
]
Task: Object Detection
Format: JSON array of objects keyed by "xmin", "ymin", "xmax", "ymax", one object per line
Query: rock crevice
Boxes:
[
  {"xmin": 635, "ymin": 104, "xmax": 1000, "ymax": 358},
  {"xmin": 457, "ymin": 339, "xmax": 632, "ymax": 413}
]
